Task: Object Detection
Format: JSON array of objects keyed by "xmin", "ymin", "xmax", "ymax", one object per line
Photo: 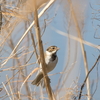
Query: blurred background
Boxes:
[{"xmin": 0, "ymin": 0, "xmax": 100, "ymax": 100}]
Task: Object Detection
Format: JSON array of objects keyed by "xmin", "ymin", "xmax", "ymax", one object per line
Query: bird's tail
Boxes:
[
  {"xmin": 31, "ymin": 72, "xmax": 43, "ymax": 86},
  {"xmin": 40, "ymin": 76, "xmax": 51, "ymax": 88},
  {"xmin": 31, "ymin": 72, "xmax": 51, "ymax": 88}
]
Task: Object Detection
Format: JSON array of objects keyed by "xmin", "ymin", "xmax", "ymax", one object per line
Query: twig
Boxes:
[
  {"xmin": 30, "ymin": 33, "xmax": 39, "ymax": 62},
  {"xmin": 78, "ymin": 55, "xmax": 100, "ymax": 100},
  {"xmin": 18, "ymin": 91, "xmax": 21, "ymax": 100},
  {"xmin": 8, "ymin": 39, "xmax": 31, "ymax": 100},
  {"xmin": 1, "ymin": 0, "xmax": 55, "ymax": 68},
  {"xmin": 20, "ymin": 67, "xmax": 39, "ymax": 93},
  {"xmin": 0, "ymin": 71, "xmax": 19, "ymax": 92},
  {"xmin": 53, "ymin": 28, "xmax": 100, "ymax": 50},
  {"xmin": 2, "ymin": 82, "xmax": 12, "ymax": 100},
  {"xmin": 0, "ymin": 4, "xmax": 2, "ymax": 31},
  {"xmin": 6, "ymin": 75, "xmax": 15, "ymax": 100}
]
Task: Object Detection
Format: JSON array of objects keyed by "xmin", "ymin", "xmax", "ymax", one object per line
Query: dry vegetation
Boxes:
[{"xmin": 0, "ymin": 0, "xmax": 100, "ymax": 100}]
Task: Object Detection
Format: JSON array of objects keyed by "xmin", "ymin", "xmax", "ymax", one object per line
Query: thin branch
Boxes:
[
  {"xmin": 1, "ymin": 0, "xmax": 55, "ymax": 67},
  {"xmin": 53, "ymin": 28, "xmax": 100, "ymax": 50},
  {"xmin": 91, "ymin": 63, "xmax": 99, "ymax": 97},
  {"xmin": 2, "ymin": 82, "xmax": 12, "ymax": 100},
  {"xmin": 20, "ymin": 67, "xmax": 39, "ymax": 93},
  {"xmin": 78, "ymin": 55, "xmax": 100, "ymax": 100},
  {"xmin": 6, "ymin": 75, "xmax": 15, "ymax": 100},
  {"xmin": 0, "ymin": 71, "xmax": 19, "ymax": 92},
  {"xmin": 0, "ymin": 4, "xmax": 2, "ymax": 31},
  {"xmin": 30, "ymin": 33, "xmax": 39, "ymax": 62}
]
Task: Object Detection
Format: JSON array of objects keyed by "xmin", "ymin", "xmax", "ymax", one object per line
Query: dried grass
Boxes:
[{"xmin": 0, "ymin": 0, "xmax": 99, "ymax": 100}]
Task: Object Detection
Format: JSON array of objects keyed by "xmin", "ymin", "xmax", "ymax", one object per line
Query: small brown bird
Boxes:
[{"xmin": 31, "ymin": 46, "xmax": 59, "ymax": 88}]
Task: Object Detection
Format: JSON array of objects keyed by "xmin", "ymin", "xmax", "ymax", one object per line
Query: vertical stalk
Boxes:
[
  {"xmin": 33, "ymin": 0, "xmax": 54, "ymax": 100},
  {"xmin": 0, "ymin": 4, "xmax": 2, "ymax": 31},
  {"xmin": 67, "ymin": 0, "xmax": 91, "ymax": 100}
]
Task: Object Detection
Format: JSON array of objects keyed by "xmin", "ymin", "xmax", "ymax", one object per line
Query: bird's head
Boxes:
[{"xmin": 46, "ymin": 46, "xmax": 59, "ymax": 56}]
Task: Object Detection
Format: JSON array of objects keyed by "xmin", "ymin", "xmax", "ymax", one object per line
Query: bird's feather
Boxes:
[
  {"xmin": 31, "ymin": 46, "xmax": 59, "ymax": 88},
  {"xmin": 31, "ymin": 72, "xmax": 43, "ymax": 86}
]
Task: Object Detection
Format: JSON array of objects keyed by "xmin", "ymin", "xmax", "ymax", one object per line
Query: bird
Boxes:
[{"xmin": 31, "ymin": 46, "xmax": 59, "ymax": 88}]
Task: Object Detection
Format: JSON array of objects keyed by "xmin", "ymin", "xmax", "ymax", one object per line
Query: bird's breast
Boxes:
[{"xmin": 45, "ymin": 56, "xmax": 58, "ymax": 73}]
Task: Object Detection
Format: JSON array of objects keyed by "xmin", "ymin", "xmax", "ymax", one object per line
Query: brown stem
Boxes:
[
  {"xmin": 33, "ymin": 0, "xmax": 54, "ymax": 100},
  {"xmin": 0, "ymin": 5, "xmax": 2, "ymax": 31}
]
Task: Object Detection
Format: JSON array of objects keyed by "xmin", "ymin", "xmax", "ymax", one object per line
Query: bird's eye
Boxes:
[{"xmin": 52, "ymin": 47, "xmax": 55, "ymax": 49}]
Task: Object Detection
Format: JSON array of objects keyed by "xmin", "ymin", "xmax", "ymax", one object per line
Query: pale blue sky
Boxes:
[{"xmin": 0, "ymin": 0, "xmax": 100, "ymax": 99}]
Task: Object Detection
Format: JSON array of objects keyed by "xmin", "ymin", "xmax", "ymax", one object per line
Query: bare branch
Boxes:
[
  {"xmin": 0, "ymin": 5, "xmax": 2, "ymax": 31},
  {"xmin": 78, "ymin": 55, "xmax": 100, "ymax": 100}
]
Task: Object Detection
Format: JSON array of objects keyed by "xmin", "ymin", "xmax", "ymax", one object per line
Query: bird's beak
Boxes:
[{"xmin": 57, "ymin": 47, "xmax": 60, "ymax": 50}]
